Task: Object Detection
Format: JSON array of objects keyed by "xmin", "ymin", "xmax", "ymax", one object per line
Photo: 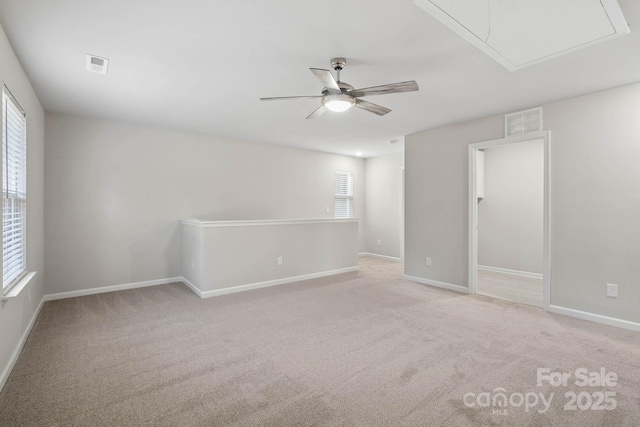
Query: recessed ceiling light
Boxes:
[
  {"xmin": 86, "ymin": 54, "xmax": 109, "ymax": 75},
  {"xmin": 356, "ymin": 151, "xmax": 363, "ymax": 157}
]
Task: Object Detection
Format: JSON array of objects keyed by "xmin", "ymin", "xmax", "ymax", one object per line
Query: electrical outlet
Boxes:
[
  {"xmin": 426, "ymin": 257, "xmax": 432, "ymax": 266},
  {"xmin": 377, "ymin": 240, "xmax": 381, "ymax": 247},
  {"xmin": 277, "ymin": 256, "xmax": 283, "ymax": 266},
  {"xmin": 325, "ymin": 207, "xmax": 330, "ymax": 214},
  {"xmin": 606, "ymin": 283, "xmax": 618, "ymax": 298}
]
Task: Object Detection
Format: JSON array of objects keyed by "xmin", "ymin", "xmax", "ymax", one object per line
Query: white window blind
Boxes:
[
  {"xmin": 334, "ymin": 171, "xmax": 353, "ymax": 218},
  {"xmin": 2, "ymin": 87, "xmax": 27, "ymax": 291}
]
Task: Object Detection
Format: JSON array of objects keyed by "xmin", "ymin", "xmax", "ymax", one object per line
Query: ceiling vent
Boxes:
[
  {"xmin": 505, "ymin": 107, "xmax": 542, "ymax": 137},
  {"xmin": 86, "ymin": 54, "xmax": 109, "ymax": 75}
]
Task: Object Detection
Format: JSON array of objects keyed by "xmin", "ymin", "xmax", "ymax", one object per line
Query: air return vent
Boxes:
[
  {"xmin": 505, "ymin": 107, "xmax": 542, "ymax": 137},
  {"xmin": 86, "ymin": 54, "xmax": 109, "ymax": 75}
]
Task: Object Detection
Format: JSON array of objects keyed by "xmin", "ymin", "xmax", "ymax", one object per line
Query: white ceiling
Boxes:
[{"xmin": 0, "ymin": 0, "xmax": 639, "ymax": 158}]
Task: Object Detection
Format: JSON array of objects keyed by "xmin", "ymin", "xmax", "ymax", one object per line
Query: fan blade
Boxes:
[
  {"xmin": 306, "ymin": 105, "xmax": 327, "ymax": 119},
  {"xmin": 310, "ymin": 68, "xmax": 341, "ymax": 93},
  {"xmin": 355, "ymin": 99, "xmax": 391, "ymax": 116},
  {"xmin": 348, "ymin": 81, "xmax": 418, "ymax": 98},
  {"xmin": 260, "ymin": 95, "xmax": 323, "ymax": 101}
]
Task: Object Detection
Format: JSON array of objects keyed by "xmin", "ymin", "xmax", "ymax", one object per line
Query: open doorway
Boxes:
[{"xmin": 468, "ymin": 132, "xmax": 550, "ymax": 309}]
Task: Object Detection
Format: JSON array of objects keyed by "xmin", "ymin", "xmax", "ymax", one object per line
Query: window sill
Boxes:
[{"xmin": 2, "ymin": 271, "xmax": 37, "ymax": 301}]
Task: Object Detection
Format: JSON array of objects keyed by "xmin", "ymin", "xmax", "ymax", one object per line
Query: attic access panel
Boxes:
[{"xmin": 414, "ymin": 0, "xmax": 630, "ymax": 71}]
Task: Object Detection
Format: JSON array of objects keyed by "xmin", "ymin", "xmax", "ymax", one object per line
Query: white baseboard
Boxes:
[
  {"xmin": 478, "ymin": 265, "xmax": 543, "ymax": 280},
  {"xmin": 548, "ymin": 304, "xmax": 640, "ymax": 332},
  {"xmin": 43, "ymin": 277, "xmax": 183, "ymax": 301},
  {"xmin": 0, "ymin": 296, "xmax": 46, "ymax": 392},
  {"xmin": 359, "ymin": 252, "xmax": 401, "ymax": 262},
  {"xmin": 404, "ymin": 275, "xmax": 469, "ymax": 294},
  {"xmin": 180, "ymin": 276, "xmax": 202, "ymax": 298},
  {"xmin": 185, "ymin": 266, "xmax": 359, "ymax": 299}
]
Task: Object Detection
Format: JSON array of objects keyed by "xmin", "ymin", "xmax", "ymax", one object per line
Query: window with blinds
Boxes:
[
  {"xmin": 334, "ymin": 171, "xmax": 353, "ymax": 218},
  {"xmin": 2, "ymin": 87, "xmax": 27, "ymax": 292}
]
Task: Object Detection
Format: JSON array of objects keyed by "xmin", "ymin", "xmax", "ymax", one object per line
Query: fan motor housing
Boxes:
[
  {"xmin": 331, "ymin": 57, "xmax": 346, "ymax": 71},
  {"xmin": 322, "ymin": 82, "xmax": 354, "ymax": 96}
]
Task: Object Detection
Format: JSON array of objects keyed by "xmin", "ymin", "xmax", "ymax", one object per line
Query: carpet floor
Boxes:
[{"xmin": 0, "ymin": 257, "xmax": 639, "ymax": 426}]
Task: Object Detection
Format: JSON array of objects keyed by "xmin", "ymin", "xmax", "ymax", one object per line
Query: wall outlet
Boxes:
[
  {"xmin": 377, "ymin": 240, "xmax": 381, "ymax": 247},
  {"xmin": 426, "ymin": 257, "xmax": 432, "ymax": 266},
  {"xmin": 277, "ymin": 256, "xmax": 283, "ymax": 266},
  {"xmin": 606, "ymin": 283, "xmax": 618, "ymax": 298},
  {"xmin": 325, "ymin": 207, "xmax": 330, "ymax": 214}
]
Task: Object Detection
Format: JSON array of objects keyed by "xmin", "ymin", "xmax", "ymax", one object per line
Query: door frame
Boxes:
[
  {"xmin": 468, "ymin": 131, "xmax": 551, "ymax": 309},
  {"xmin": 400, "ymin": 167, "xmax": 405, "ymax": 262}
]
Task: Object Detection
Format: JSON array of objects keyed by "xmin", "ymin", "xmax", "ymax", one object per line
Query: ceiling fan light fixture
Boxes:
[
  {"xmin": 322, "ymin": 94, "xmax": 355, "ymax": 112},
  {"xmin": 260, "ymin": 58, "xmax": 418, "ymax": 119}
]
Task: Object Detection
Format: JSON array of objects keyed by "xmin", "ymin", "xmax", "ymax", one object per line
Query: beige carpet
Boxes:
[{"xmin": 1, "ymin": 257, "xmax": 639, "ymax": 426}]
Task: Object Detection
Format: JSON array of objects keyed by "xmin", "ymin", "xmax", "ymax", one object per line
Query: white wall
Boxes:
[
  {"xmin": 363, "ymin": 152, "xmax": 404, "ymax": 259},
  {"xmin": 0, "ymin": 24, "xmax": 45, "ymax": 387},
  {"xmin": 183, "ymin": 219, "xmax": 358, "ymax": 294},
  {"xmin": 45, "ymin": 113, "xmax": 365, "ymax": 294},
  {"xmin": 478, "ymin": 140, "xmax": 544, "ymax": 274},
  {"xmin": 406, "ymin": 82, "xmax": 640, "ymax": 324}
]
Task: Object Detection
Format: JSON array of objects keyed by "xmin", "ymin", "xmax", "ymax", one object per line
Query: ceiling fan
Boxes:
[{"xmin": 260, "ymin": 58, "xmax": 419, "ymax": 119}]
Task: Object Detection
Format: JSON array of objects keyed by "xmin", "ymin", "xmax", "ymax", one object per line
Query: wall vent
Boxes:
[
  {"xmin": 86, "ymin": 54, "xmax": 109, "ymax": 75},
  {"xmin": 505, "ymin": 107, "xmax": 542, "ymax": 137}
]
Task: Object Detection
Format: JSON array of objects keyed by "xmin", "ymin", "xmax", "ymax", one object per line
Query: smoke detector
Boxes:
[{"xmin": 86, "ymin": 54, "xmax": 109, "ymax": 75}]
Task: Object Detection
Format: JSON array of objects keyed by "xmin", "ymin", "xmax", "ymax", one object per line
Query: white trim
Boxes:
[
  {"xmin": 187, "ymin": 266, "xmax": 359, "ymax": 299},
  {"xmin": 43, "ymin": 277, "xmax": 183, "ymax": 301},
  {"xmin": 359, "ymin": 252, "xmax": 401, "ymax": 262},
  {"xmin": 400, "ymin": 167, "xmax": 405, "ymax": 262},
  {"xmin": 0, "ymin": 296, "xmax": 45, "ymax": 392},
  {"xmin": 181, "ymin": 218, "xmax": 359, "ymax": 228},
  {"xmin": 468, "ymin": 131, "xmax": 551, "ymax": 311},
  {"xmin": 180, "ymin": 276, "xmax": 202, "ymax": 298},
  {"xmin": 548, "ymin": 305, "xmax": 640, "ymax": 333},
  {"xmin": 404, "ymin": 275, "xmax": 469, "ymax": 294},
  {"xmin": 2, "ymin": 271, "xmax": 37, "ymax": 301},
  {"xmin": 469, "ymin": 130, "xmax": 548, "ymax": 150},
  {"xmin": 542, "ymin": 132, "xmax": 551, "ymax": 310},
  {"xmin": 477, "ymin": 265, "xmax": 543, "ymax": 280}
]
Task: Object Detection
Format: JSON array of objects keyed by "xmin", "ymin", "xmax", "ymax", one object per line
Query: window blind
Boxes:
[
  {"xmin": 2, "ymin": 87, "xmax": 27, "ymax": 291},
  {"xmin": 334, "ymin": 171, "xmax": 353, "ymax": 218}
]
